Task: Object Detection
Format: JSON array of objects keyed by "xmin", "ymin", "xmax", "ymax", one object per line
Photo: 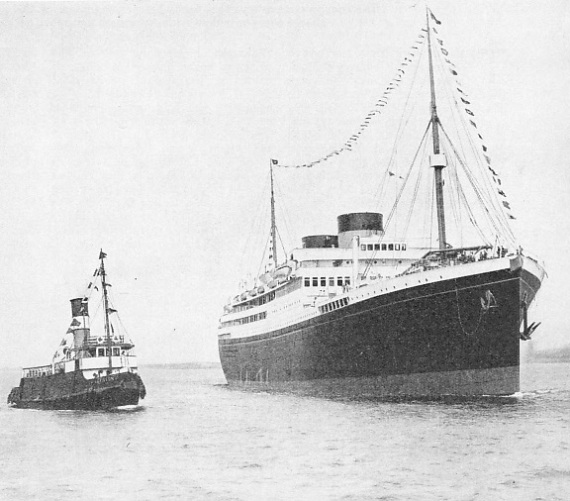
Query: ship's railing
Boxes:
[
  {"xmin": 401, "ymin": 245, "xmax": 496, "ymax": 275},
  {"xmin": 22, "ymin": 364, "xmax": 53, "ymax": 378},
  {"xmin": 87, "ymin": 335, "xmax": 126, "ymax": 346},
  {"xmin": 80, "ymin": 355, "xmax": 138, "ymax": 371}
]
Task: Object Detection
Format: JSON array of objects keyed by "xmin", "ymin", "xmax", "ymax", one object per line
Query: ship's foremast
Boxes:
[
  {"xmin": 99, "ymin": 249, "xmax": 113, "ymax": 372},
  {"xmin": 426, "ymin": 8, "xmax": 447, "ymax": 250}
]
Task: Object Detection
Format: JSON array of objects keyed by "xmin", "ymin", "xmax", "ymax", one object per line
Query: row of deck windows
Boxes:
[
  {"xmin": 97, "ymin": 347, "xmax": 122, "ymax": 357},
  {"xmin": 304, "ymin": 276, "xmax": 351, "ymax": 288},
  {"xmin": 221, "ymin": 311, "xmax": 267, "ymax": 328},
  {"xmin": 361, "ymin": 243, "xmax": 406, "ymax": 252}
]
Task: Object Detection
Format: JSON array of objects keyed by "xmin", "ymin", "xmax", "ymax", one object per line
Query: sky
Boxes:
[{"xmin": 0, "ymin": 0, "xmax": 568, "ymax": 368}]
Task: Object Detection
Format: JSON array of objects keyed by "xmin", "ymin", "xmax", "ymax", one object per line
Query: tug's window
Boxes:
[
  {"xmin": 395, "ymin": 244, "xmax": 400, "ymax": 251},
  {"xmin": 367, "ymin": 244, "xmax": 373, "ymax": 251},
  {"xmin": 320, "ymin": 277, "xmax": 326, "ymax": 287},
  {"xmin": 337, "ymin": 276, "xmax": 343, "ymax": 286},
  {"xmin": 381, "ymin": 244, "xmax": 387, "ymax": 251},
  {"xmin": 329, "ymin": 277, "xmax": 335, "ymax": 287},
  {"xmin": 374, "ymin": 244, "xmax": 380, "ymax": 250},
  {"xmin": 312, "ymin": 277, "xmax": 318, "ymax": 287},
  {"xmin": 97, "ymin": 348, "xmax": 105, "ymax": 357},
  {"xmin": 388, "ymin": 244, "xmax": 394, "ymax": 251},
  {"xmin": 361, "ymin": 244, "xmax": 366, "ymax": 251},
  {"xmin": 112, "ymin": 347, "xmax": 120, "ymax": 356},
  {"xmin": 304, "ymin": 277, "xmax": 310, "ymax": 287}
]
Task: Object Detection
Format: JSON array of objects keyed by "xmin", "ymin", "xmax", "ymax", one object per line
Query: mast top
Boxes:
[{"xmin": 426, "ymin": 8, "xmax": 448, "ymax": 250}]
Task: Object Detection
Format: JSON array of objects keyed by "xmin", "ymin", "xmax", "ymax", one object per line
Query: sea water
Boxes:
[{"xmin": 1, "ymin": 362, "xmax": 569, "ymax": 501}]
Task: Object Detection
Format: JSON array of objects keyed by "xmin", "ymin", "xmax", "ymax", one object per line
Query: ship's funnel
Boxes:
[
  {"xmin": 70, "ymin": 297, "xmax": 89, "ymax": 317},
  {"xmin": 337, "ymin": 212, "xmax": 383, "ymax": 248}
]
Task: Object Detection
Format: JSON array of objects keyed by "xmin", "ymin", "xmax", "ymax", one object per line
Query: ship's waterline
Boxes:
[{"xmin": 224, "ymin": 365, "xmax": 520, "ymax": 398}]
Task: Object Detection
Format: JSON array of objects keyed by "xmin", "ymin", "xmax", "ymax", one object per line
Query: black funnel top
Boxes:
[{"xmin": 70, "ymin": 298, "xmax": 89, "ymax": 317}]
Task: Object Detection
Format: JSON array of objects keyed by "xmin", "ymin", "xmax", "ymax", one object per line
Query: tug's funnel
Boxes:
[
  {"xmin": 70, "ymin": 298, "xmax": 90, "ymax": 350},
  {"xmin": 70, "ymin": 297, "xmax": 89, "ymax": 317}
]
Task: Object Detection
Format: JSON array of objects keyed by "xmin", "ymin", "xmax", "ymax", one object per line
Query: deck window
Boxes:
[
  {"xmin": 361, "ymin": 244, "xmax": 366, "ymax": 251},
  {"xmin": 367, "ymin": 244, "xmax": 373, "ymax": 251},
  {"xmin": 395, "ymin": 244, "xmax": 400, "ymax": 251},
  {"xmin": 388, "ymin": 243, "xmax": 394, "ymax": 251},
  {"xmin": 374, "ymin": 244, "xmax": 380, "ymax": 250},
  {"xmin": 337, "ymin": 276, "xmax": 343, "ymax": 286},
  {"xmin": 381, "ymin": 244, "xmax": 387, "ymax": 251},
  {"xmin": 320, "ymin": 277, "xmax": 326, "ymax": 287},
  {"xmin": 402, "ymin": 243, "xmax": 407, "ymax": 251},
  {"xmin": 344, "ymin": 276, "xmax": 351, "ymax": 285},
  {"xmin": 304, "ymin": 277, "xmax": 310, "ymax": 287},
  {"xmin": 329, "ymin": 277, "xmax": 335, "ymax": 287},
  {"xmin": 312, "ymin": 277, "xmax": 318, "ymax": 287},
  {"xmin": 97, "ymin": 348, "xmax": 105, "ymax": 357}
]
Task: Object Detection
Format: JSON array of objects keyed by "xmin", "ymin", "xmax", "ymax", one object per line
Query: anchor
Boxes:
[
  {"xmin": 480, "ymin": 290, "xmax": 497, "ymax": 312},
  {"xmin": 520, "ymin": 297, "xmax": 541, "ymax": 340}
]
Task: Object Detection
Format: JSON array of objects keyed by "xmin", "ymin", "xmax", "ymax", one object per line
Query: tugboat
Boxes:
[{"xmin": 7, "ymin": 250, "xmax": 146, "ymax": 410}]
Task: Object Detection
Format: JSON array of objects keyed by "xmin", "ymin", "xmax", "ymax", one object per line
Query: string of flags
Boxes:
[
  {"xmin": 429, "ymin": 9, "xmax": 516, "ymax": 221},
  {"xmin": 274, "ymin": 27, "xmax": 427, "ymax": 169}
]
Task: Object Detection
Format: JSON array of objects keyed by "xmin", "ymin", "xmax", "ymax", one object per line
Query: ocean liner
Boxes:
[
  {"xmin": 217, "ymin": 9, "xmax": 546, "ymax": 397},
  {"xmin": 7, "ymin": 251, "xmax": 146, "ymax": 410}
]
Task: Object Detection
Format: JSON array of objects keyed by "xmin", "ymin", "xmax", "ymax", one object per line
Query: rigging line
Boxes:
[
  {"xmin": 440, "ymin": 142, "xmax": 461, "ymax": 243},
  {"xmin": 456, "ymin": 176, "xmax": 490, "ymax": 245},
  {"xmin": 447, "ymin": 140, "xmax": 501, "ymax": 240},
  {"xmin": 432, "ymin": 40, "xmax": 514, "ymax": 240},
  {"xmin": 450, "ymin": 101, "xmax": 505, "ymax": 233},
  {"xmin": 238, "ymin": 171, "xmax": 271, "ymax": 276},
  {"xmin": 256, "ymin": 232, "xmax": 272, "ymax": 280},
  {"xmin": 275, "ymin": 226, "xmax": 288, "ymax": 264},
  {"xmin": 113, "ymin": 311, "xmax": 131, "ymax": 342},
  {"xmin": 448, "ymin": 153, "xmax": 464, "ymax": 245},
  {"xmin": 440, "ymin": 124, "xmax": 515, "ymax": 244},
  {"xmin": 441, "ymin": 133, "xmax": 489, "ymax": 245},
  {"xmin": 451, "ymin": 125, "xmax": 499, "ymax": 240},
  {"xmin": 400, "ymin": 137, "xmax": 428, "ymax": 240},
  {"xmin": 273, "ymin": 176, "xmax": 296, "ymax": 254},
  {"xmin": 374, "ymin": 43, "xmax": 427, "ymax": 206},
  {"xmin": 447, "ymin": 118, "xmax": 516, "ymax": 246},
  {"xmin": 363, "ymin": 120, "xmax": 431, "ymax": 277},
  {"xmin": 386, "ymin": 40, "xmax": 426, "ymax": 171},
  {"xmin": 429, "ymin": 165, "xmax": 435, "ymax": 248}
]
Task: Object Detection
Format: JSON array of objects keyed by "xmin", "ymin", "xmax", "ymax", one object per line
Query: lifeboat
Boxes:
[
  {"xmin": 259, "ymin": 272, "xmax": 272, "ymax": 285},
  {"xmin": 273, "ymin": 265, "xmax": 292, "ymax": 280}
]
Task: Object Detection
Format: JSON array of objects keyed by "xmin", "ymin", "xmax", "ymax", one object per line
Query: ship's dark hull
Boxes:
[
  {"xmin": 219, "ymin": 263, "xmax": 542, "ymax": 397},
  {"xmin": 7, "ymin": 370, "xmax": 146, "ymax": 410}
]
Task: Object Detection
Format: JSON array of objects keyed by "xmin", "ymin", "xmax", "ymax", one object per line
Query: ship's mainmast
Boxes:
[
  {"xmin": 99, "ymin": 249, "xmax": 113, "ymax": 372},
  {"xmin": 426, "ymin": 8, "xmax": 447, "ymax": 250},
  {"xmin": 270, "ymin": 160, "xmax": 278, "ymax": 269}
]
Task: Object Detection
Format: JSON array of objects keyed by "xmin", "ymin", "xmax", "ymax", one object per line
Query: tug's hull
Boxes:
[{"xmin": 7, "ymin": 370, "xmax": 146, "ymax": 410}]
